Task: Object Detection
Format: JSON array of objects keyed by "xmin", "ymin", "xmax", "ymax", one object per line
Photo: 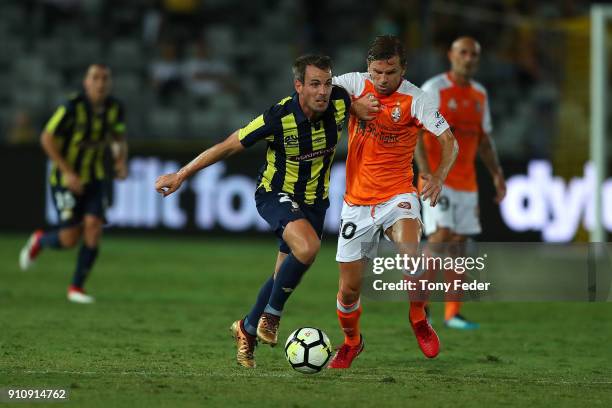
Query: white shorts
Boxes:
[
  {"xmin": 336, "ymin": 193, "xmax": 422, "ymax": 262},
  {"xmin": 421, "ymin": 185, "xmax": 481, "ymax": 236}
]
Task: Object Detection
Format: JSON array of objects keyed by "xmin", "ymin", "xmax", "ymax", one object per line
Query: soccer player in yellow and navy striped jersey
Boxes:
[
  {"xmin": 45, "ymin": 89, "xmax": 125, "ymax": 188},
  {"xmin": 237, "ymin": 84, "xmax": 348, "ymax": 205},
  {"xmin": 155, "ymin": 55, "xmax": 352, "ymax": 368},
  {"xmin": 19, "ymin": 64, "xmax": 128, "ymax": 304}
]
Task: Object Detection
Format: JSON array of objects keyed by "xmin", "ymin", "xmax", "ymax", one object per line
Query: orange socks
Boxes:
[
  {"xmin": 445, "ymin": 301, "xmax": 462, "ymax": 321},
  {"xmin": 336, "ymin": 297, "xmax": 362, "ymax": 346},
  {"xmin": 410, "ymin": 302, "xmax": 462, "ymax": 321},
  {"xmin": 409, "ymin": 301, "xmax": 427, "ymax": 323},
  {"xmin": 444, "ymin": 267, "xmax": 462, "ymax": 320}
]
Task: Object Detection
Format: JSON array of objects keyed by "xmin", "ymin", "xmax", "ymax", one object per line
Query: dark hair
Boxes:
[
  {"xmin": 292, "ymin": 54, "xmax": 332, "ymax": 83},
  {"xmin": 86, "ymin": 63, "xmax": 111, "ymax": 74},
  {"xmin": 367, "ymin": 35, "xmax": 406, "ymax": 67}
]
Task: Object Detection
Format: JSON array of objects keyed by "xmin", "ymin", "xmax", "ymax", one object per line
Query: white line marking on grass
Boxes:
[
  {"xmin": 21, "ymin": 369, "xmax": 388, "ymax": 383},
  {"xmin": 19, "ymin": 369, "xmax": 612, "ymax": 387}
]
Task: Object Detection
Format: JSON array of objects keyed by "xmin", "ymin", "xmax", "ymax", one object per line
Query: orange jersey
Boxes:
[
  {"xmin": 333, "ymin": 73, "xmax": 449, "ymax": 205},
  {"xmin": 421, "ymin": 72, "xmax": 492, "ymax": 192}
]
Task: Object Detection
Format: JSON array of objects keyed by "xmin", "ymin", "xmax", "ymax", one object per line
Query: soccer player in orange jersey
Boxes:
[
  {"xmin": 327, "ymin": 35, "xmax": 458, "ymax": 368},
  {"xmin": 415, "ymin": 37, "xmax": 506, "ymax": 329}
]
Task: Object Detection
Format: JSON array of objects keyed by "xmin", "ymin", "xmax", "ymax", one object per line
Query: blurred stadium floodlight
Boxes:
[{"xmin": 590, "ymin": 4, "xmax": 612, "ymax": 242}]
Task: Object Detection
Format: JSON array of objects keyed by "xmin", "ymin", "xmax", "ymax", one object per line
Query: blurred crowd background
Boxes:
[{"xmin": 0, "ymin": 0, "xmax": 607, "ymax": 179}]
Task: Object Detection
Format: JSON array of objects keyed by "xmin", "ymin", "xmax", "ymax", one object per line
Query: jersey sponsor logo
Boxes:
[
  {"xmin": 397, "ymin": 201, "xmax": 412, "ymax": 209},
  {"xmin": 355, "ymin": 121, "xmax": 399, "ymax": 145},
  {"xmin": 377, "ymin": 133, "xmax": 399, "ymax": 144},
  {"xmin": 434, "ymin": 110, "xmax": 446, "ymax": 128},
  {"xmin": 284, "ymin": 133, "xmax": 299, "ymax": 147},
  {"xmin": 434, "ymin": 117, "xmax": 447, "ymax": 129},
  {"xmin": 287, "ymin": 146, "xmax": 336, "ymax": 162},
  {"xmin": 391, "ymin": 104, "xmax": 402, "ymax": 123}
]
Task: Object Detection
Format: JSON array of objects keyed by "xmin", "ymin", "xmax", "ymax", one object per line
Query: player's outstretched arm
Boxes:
[
  {"xmin": 478, "ymin": 132, "xmax": 506, "ymax": 203},
  {"xmin": 40, "ymin": 130, "xmax": 83, "ymax": 194},
  {"xmin": 420, "ymin": 129, "xmax": 458, "ymax": 206},
  {"xmin": 414, "ymin": 129, "xmax": 431, "ymax": 175},
  {"xmin": 112, "ymin": 134, "xmax": 129, "ymax": 180},
  {"xmin": 155, "ymin": 130, "xmax": 245, "ymax": 197}
]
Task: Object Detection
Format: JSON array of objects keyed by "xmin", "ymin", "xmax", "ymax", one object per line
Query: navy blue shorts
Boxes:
[
  {"xmin": 50, "ymin": 180, "xmax": 108, "ymax": 228},
  {"xmin": 255, "ymin": 187, "xmax": 329, "ymax": 254}
]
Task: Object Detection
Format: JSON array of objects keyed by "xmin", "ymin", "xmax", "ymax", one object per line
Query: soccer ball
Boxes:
[{"xmin": 284, "ymin": 327, "xmax": 332, "ymax": 374}]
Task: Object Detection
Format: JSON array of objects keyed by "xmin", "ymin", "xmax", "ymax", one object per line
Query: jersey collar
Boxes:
[
  {"xmin": 446, "ymin": 71, "xmax": 471, "ymax": 88},
  {"xmin": 79, "ymin": 90, "xmax": 112, "ymax": 114}
]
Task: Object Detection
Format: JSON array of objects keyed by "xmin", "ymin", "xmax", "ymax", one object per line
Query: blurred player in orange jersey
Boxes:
[
  {"xmin": 415, "ymin": 37, "xmax": 506, "ymax": 329},
  {"xmin": 327, "ymin": 35, "xmax": 458, "ymax": 368}
]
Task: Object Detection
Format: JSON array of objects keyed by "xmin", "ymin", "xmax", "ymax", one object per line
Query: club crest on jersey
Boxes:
[
  {"xmin": 391, "ymin": 104, "xmax": 402, "ymax": 123},
  {"xmin": 448, "ymin": 98, "xmax": 457, "ymax": 111}
]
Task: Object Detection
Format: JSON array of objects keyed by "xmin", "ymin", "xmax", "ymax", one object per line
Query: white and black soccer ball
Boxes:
[{"xmin": 284, "ymin": 327, "xmax": 332, "ymax": 374}]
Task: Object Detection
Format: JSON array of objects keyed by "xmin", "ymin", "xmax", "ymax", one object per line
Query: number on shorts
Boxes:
[
  {"xmin": 340, "ymin": 219, "xmax": 357, "ymax": 239},
  {"xmin": 54, "ymin": 191, "xmax": 76, "ymax": 210},
  {"xmin": 438, "ymin": 195, "xmax": 450, "ymax": 211},
  {"xmin": 278, "ymin": 193, "xmax": 299, "ymax": 210}
]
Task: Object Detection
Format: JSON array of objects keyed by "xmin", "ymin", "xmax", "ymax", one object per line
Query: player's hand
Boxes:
[
  {"xmin": 114, "ymin": 160, "xmax": 128, "ymax": 180},
  {"xmin": 155, "ymin": 173, "xmax": 183, "ymax": 197},
  {"xmin": 420, "ymin": 173, "xmax": 444, "ymax": 207},
  {"xmin": 65, "ymin": 171, "xmax": 84, "ymax": 195},
  {"xmin": 352, "ymin": 93, "xmax": 380, "ymax": 121},
  {"xmin": 493, "ymin": 172, "xmax": 506, "ymax": 204}
]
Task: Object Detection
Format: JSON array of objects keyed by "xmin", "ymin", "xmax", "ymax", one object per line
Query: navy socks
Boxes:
[
  {"xmin": 243, "ymin": 276, "xmax": 274, "ymax": 336},
  {"xmin": 72, "ymin": 245, "xmax": 99, "ymax": 288},
  {"xmin": 264, "ymin": 253, "xmax": 310, "ymax": 317},
  {"xmin": 39, "ymin": 230, "xmax": 62, "ymax": 249}
]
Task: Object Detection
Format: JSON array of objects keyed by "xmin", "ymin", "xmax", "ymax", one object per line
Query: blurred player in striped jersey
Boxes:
[
  {"xmin": 415, "ymin": 37, "xmax": 506, "ymax": 329},
  {"xmin": 19, "ymin": 64, "xmax": 128, "ymax": 304}
]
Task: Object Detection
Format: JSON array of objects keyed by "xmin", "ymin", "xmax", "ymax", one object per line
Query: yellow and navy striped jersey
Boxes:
[
  {"xmin": 45, "ymin": 93, "xmax": 126, "ymax": 187},
  {"xmin": 238, "ymin": 86, "xmax": 350, "ymax": 205}
]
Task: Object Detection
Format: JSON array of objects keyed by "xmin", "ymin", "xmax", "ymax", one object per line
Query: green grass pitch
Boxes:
[{"xmin": 1, "ymin": 233, "xmax": 611, "ymax": 407}]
